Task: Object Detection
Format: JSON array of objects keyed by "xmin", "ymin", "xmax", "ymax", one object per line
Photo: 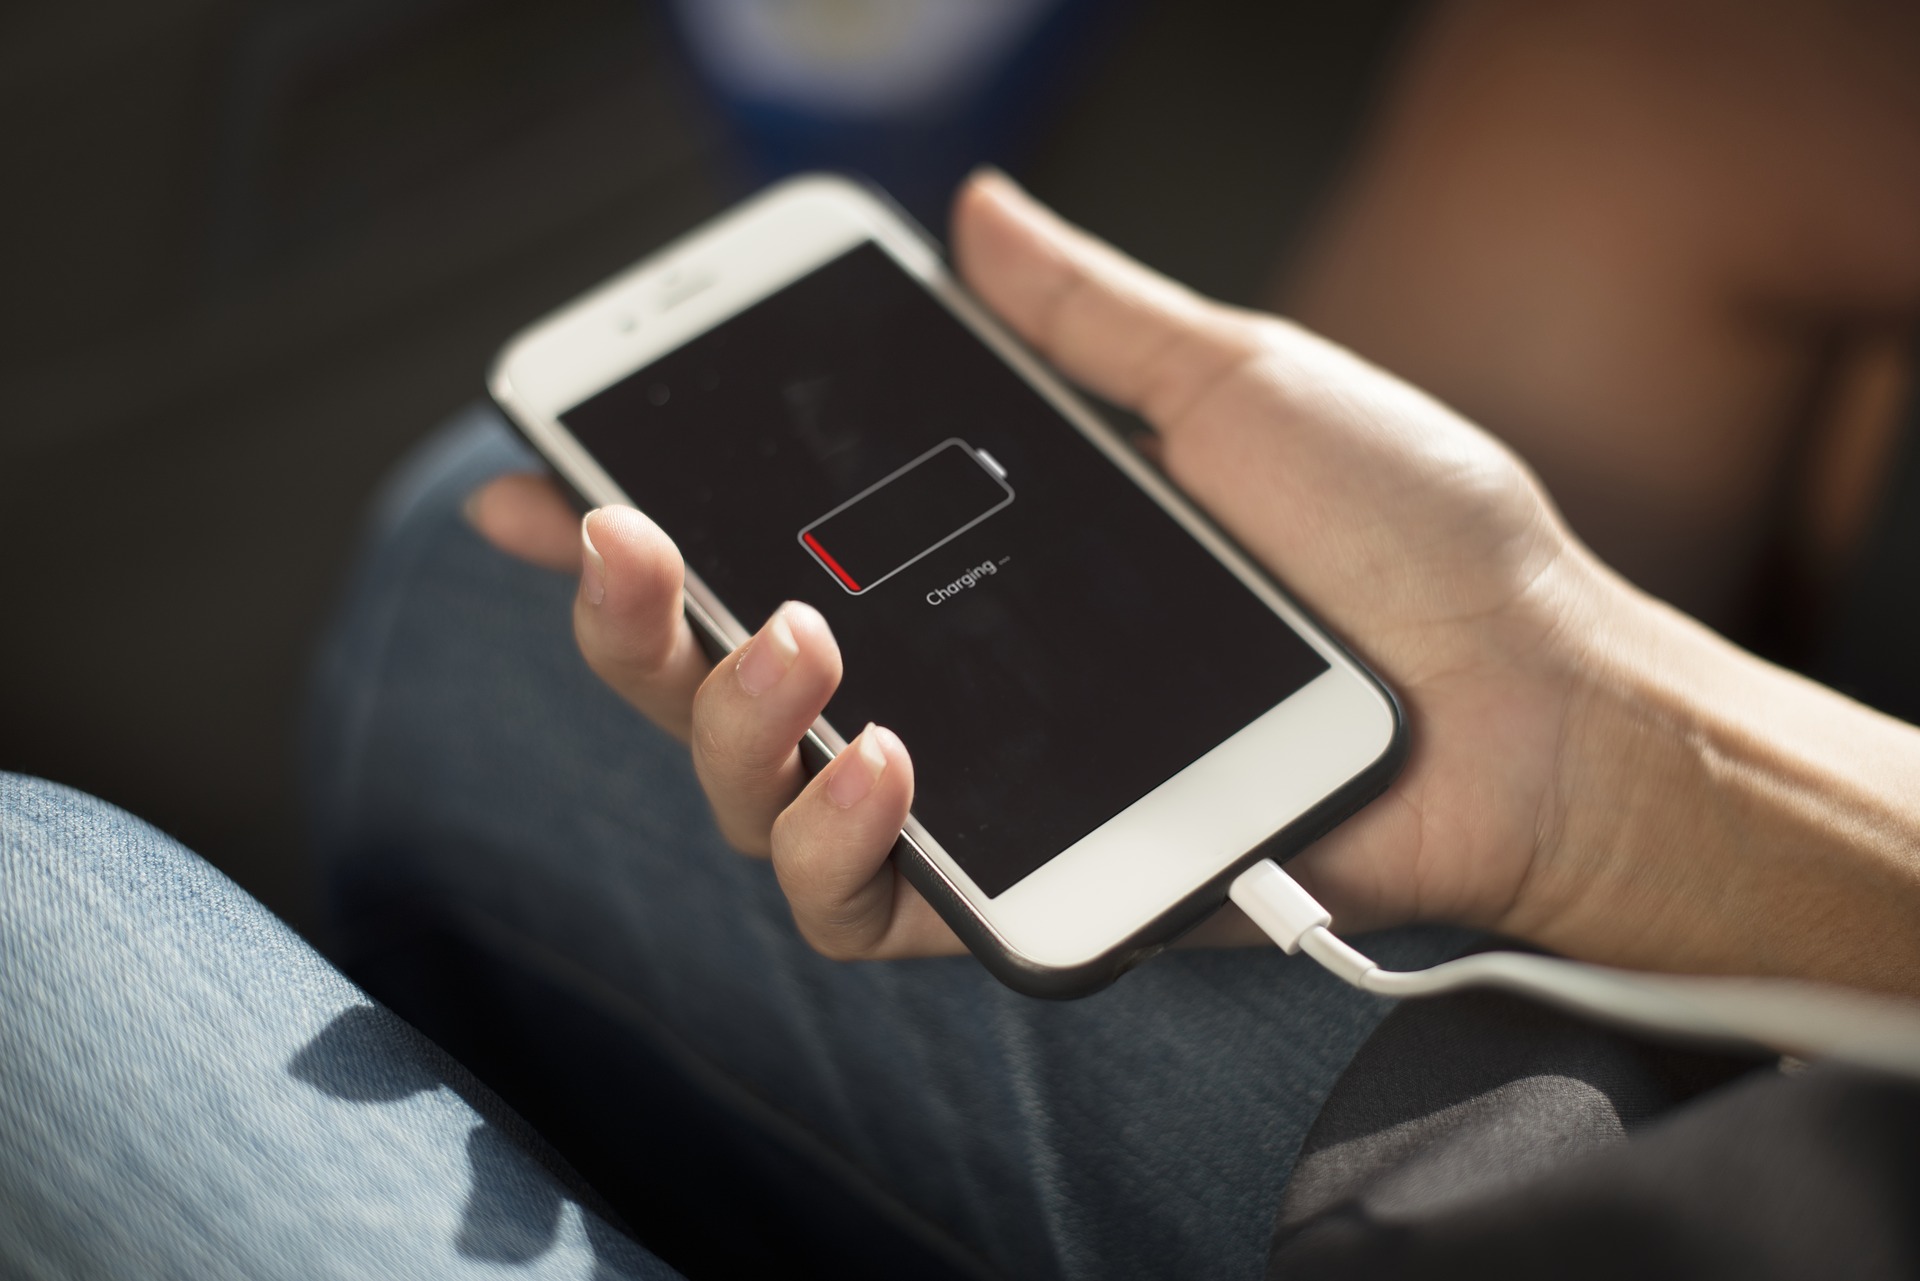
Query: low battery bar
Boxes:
[{"xmin": 799, "ymin": 438, "xmax": 1014, "ymax": 595}]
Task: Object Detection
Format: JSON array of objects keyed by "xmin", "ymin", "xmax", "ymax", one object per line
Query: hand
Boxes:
[
  {"xmin": 465, "ymin": 486, "xmax": 958, "ymax": 958},
  {"xmin": 469, "ymin": 169, "xmax": 1592, "ymax": 958},
  {"xmin": 469, "ymin": 172, "xmax": 1920, "ymax": 993}
]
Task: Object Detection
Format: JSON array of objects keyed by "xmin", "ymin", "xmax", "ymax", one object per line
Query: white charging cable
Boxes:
[{"xmin": 1230, "ymin": 858, "xmax": 1920, "ymax": 1081}]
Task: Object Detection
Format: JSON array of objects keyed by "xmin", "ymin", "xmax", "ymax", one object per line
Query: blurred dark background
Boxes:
[{"xmin": 0, "ymin": 0, "xmax": 1421, "ymax": 934}]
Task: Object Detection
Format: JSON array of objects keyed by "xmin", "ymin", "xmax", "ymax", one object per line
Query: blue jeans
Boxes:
[{"xmin": 0, "ymin": 409, "xmax": 1466, "ymax": 1279}]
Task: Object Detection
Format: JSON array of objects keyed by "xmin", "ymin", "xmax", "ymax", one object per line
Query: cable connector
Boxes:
[
  {"xmin": 1228, "ymin": 859, "xmax": 1330, "ymax": 954},
  {"xmin": 1229, "ymin": 857, "xmax": 1920, "ymax": 1080}
]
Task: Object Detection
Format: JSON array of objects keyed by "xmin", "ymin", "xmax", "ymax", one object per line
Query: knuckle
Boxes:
[
  {"xmin": 772, "ymin": 837, "xmax": 887, "ymax": 962},
  {"xmin": 798, "ymin": 924, "xmax": 865, "ymax": 962},
  {"xmin": 712, "ymin": 806, "xmax": 773, "ymax": 858},
  {"xmin": 690, "ymin": 700, "xmax": 793, "ymax": 788},
  {"xmin": 578, "ymin": 615, "xmax": 674, "ymax": 689},
  {"xmin": 766, "ymin": 806, "xmax": 820, "ymax": 873},
  {"xmin": 693, "ymin": 731, "xmax": 792, "ymax": 794},
  {"xmin": 794, "ymin": 910, "xmax": 882, "ymax": 962}
]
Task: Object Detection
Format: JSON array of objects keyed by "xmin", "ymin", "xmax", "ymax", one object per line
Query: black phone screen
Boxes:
[{"xmin": 563, "ymin": 242, "xmax": 1327, "ymax": 896}]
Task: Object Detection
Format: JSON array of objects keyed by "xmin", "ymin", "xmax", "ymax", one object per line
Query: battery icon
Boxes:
[{"xmin": 798, "ymin": 438, "xmax": 1014, "ymax": 594}]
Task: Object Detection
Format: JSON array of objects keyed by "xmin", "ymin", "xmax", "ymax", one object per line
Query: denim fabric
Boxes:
[
  {"xmin": 308, "ymin": 406, "xmax": 1472, "ymax": 1281},
  {"xmin": 0, "ymin": 772, "xmax": 677, "ymax": 1280}
]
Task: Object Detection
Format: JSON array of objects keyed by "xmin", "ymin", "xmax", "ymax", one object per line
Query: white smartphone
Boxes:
[{"xmin": 490, "ymin": 175, "xmax": 1403, "ymax": 997}]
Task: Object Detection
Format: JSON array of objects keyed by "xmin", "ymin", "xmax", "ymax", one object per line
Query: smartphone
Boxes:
[{"xmin": 490, "ymin": 175, "xmax": 1403, "ymax": 998}]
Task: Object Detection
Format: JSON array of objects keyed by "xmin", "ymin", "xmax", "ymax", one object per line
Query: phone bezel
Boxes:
[{"xmin": 490, "ymin": 175, "xmax": 1402, "ymax": 984}]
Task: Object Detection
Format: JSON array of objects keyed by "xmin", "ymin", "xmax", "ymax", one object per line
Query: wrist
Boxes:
[{"xmin": 1506, "ymin": 567, "xmax": 1920, "ymax": 996}]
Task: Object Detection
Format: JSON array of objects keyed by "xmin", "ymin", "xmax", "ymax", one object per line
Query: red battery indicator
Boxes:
[{"xmin": 798, "ymin": 438, "xmax": 1014, "ymax": 595}]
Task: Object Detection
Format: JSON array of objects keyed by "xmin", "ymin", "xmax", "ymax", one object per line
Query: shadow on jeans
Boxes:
[{"xmin": 288, "ymin": 1004, "xmax": 631, "ymax": 1272}]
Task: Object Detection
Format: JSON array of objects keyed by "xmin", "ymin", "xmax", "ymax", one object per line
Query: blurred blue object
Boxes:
[{"xmin": 666, "ymin": 0, "xmax": 1125, "ymax": 224}]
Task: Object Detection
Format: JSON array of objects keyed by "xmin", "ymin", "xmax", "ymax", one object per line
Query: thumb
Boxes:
[{"xmin": 950, "ymin": 170, "xmax": 1260, "ymax": 433}]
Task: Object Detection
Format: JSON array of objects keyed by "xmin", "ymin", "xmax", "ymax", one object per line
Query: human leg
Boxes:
[
  {"xmin": 0, "ymin": 772, "xmax": 674, "ymax": 1281},
  {"xmin": 308, "ymin": 408, "xmax": 1472, "ymax": 1281}
]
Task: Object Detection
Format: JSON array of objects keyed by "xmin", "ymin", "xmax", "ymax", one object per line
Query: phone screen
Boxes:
[{"xmin": 563, "ymin": 242, "xmax": 1328, "ymax": 896}]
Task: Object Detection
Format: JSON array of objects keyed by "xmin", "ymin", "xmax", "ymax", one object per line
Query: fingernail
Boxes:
[
  {"xmin": 580, "ymin": 510, "xmax": 607, "ymax": 606},
  {"xmin": 736, "ymin": 604, "xmax": 799, "ymax": 696},
  {"xmin": 460, "ymin": 488, "xmax": 486, "ymax": 530},
  {"xmin": 827, "ymin": 724, "xmax": 889, "ymax": 808}
]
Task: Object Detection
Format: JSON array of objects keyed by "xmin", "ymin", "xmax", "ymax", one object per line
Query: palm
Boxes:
[{"xmin": 1154, "ymin": 319, "xmax": 1585, "ymax": 933}]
